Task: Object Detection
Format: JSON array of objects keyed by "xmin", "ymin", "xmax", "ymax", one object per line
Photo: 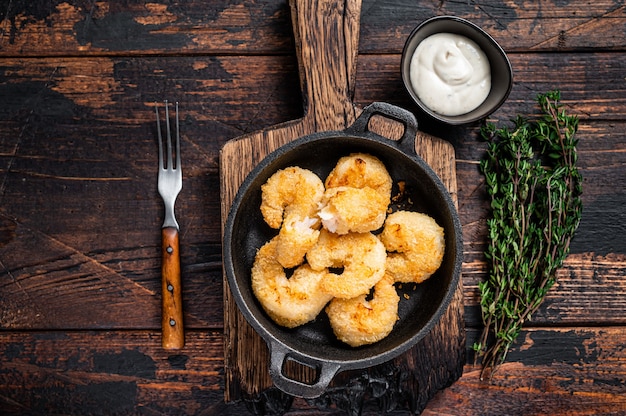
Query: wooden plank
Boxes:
[
  {"xmin": 0, "ymin": 330, "xmax": 250, "ymax": 415},
  {"xmin": 354, "ymin": 53, "xmax": 626, "ymax": 123},
  {"xmin": 421, "ymin": 328, "xmax": 626, "ymax": 416},
  {"xmin": 0, "ymin": 55, "xmax": 303, "ymax": 129},
  {"xmin": 1, "ymin": 328, "xmax": 625, "ymax": 415},
  {"xmin": 0, "ymin": 212, "xmax": 225, "ymax": 329},
  {"xmin": 1, "ymin": 1, "xmax": 624, "ymax": 56},
  {"xmin": 359, "ymin": 0, "xmax": 626, "ymax": 53},
  {"xmin": 0, "ymin": 0, "xmax": 294, "ymax": 57},
  {"xmin": 1, "ymin": 52, "xmax": 625, "ymax": 127}
]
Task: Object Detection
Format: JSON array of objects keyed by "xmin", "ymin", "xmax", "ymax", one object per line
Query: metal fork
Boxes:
[{"xmin": 156, "ymin": 100, "xmax": 184, "ymax": 350}]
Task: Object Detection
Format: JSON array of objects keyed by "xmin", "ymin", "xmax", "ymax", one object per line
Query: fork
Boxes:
[{"xmin": 156, "ymin": 100, "xmax": 184, "ymax": 349}]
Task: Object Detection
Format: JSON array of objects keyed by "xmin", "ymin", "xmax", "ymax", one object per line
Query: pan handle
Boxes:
[
  {"xmin": 268, "ymin": 341, "xmax": 341, "ymax": 399},
  {"xmin": 346, "ymin": 102, "xmax": 419, "ymax": 155}
]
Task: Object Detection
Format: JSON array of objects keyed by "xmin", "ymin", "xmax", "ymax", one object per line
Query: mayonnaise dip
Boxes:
[{"xmin": 409, "ymin": 32, "xmax": 491, "ymax": 116}]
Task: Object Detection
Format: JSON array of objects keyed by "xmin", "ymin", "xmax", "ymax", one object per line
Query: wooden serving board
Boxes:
[{"xmin": 219, "ymin": 0, "xmax": 465, "ymax": 412}]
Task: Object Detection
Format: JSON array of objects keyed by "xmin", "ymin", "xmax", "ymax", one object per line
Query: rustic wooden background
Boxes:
[{"xmin": 1, "ymin": 0, "xmax": 625, "ymax": 415}]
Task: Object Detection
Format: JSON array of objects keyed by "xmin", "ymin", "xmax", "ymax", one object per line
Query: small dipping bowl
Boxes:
[{"xmin": 401, "ymin": 16, "xmax": 513, "ymax": 125}]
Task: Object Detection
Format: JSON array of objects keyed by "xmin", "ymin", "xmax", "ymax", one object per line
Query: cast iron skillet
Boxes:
[{"xmin": 224, "ymin": 102, "xmax": 463, "ymax": 398}]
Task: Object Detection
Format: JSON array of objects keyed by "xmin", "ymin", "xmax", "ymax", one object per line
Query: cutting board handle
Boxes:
[{"xmin": 289, "ymin": 0, "xmax": 362, "ymax": 131}]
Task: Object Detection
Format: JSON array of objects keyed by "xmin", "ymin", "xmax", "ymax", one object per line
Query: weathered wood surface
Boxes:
[
  {"xmin": 2, "ymin": 54, "xmax": 624, "ymax": 329},
  {"xmin": 1, "ymin": 0, "xmax": 625, "ymax": 414},
  {"xmin": 1, "ymin": 327, "xmax": 624, "ymax": 415},
  {"xmin": 1, "ymin": 1, "xmax": 624, "ymax": 56}
]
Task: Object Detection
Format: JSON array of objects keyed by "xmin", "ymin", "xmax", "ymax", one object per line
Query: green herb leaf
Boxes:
[{"xmin": 474, "ymin": 90, "xmax": 583, "ymax": 380}]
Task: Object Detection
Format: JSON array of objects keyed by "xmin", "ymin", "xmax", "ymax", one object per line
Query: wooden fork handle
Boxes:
[{"xmin": 161, "ymin": 226, "xmax": 184, "ymax": 349}]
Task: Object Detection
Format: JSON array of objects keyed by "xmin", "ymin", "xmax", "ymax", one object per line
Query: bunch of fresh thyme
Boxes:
[{"xmin": 473, "ymin": 90, "xmax": 583, "ymax": 379}]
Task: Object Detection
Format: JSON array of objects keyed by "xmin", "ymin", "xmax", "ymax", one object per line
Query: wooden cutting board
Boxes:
[{"xmin": 219, "ymin": 0, "xmax": 465, "ymax": 412}]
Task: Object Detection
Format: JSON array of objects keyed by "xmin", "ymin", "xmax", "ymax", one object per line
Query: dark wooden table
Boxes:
[{"xmin": 1, "ymin": 1, "xmax": 625, "ymax": 415}]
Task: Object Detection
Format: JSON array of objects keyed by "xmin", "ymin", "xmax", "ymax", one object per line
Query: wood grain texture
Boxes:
[
  {"xmin": 0, "ymin": 331, "xmax": 246, "ymax": 415},
  {"xmin": 1, "ymin": 53, "xmax": 624, "ymax": 331},
  {"xmin": 422, "ymin": 328, "xmax": 626, "ymax": 416},
  {"xmin": 1, "ymin": 1, "xmax": 624, "ymax": 56},
  {"xmin": 161, "ymin": 226, "xmax": 184, "ymax": 349},
  {"xmin": 218, "ymin": 0, "xmax": 465, "ymax": 411},
  {"xmin": 1, "ymin": 0, "xmax": 625, "ymax": 413},
  {"xmin": 1, "ymin": 328, "xmax": 624, "ymax": 415}
]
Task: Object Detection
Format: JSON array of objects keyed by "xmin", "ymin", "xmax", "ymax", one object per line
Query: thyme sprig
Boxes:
[{"xmin": 473, "ymin": 91, "xmax": 583, "ymax": 380}]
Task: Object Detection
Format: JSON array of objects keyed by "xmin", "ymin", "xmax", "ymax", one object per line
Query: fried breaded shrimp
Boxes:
[
  {"xmin": 379, "ymin": 210, "xmax": 445, "ymax": 283},
  {"xmin": 307, "ymin": 229, "xmax": 387, "ymax": 299},
  {"xmin": 320, "ymin": 154, "xmax": 392, "ymax": 234},
  {"xmin": 251, "ymin": 238, "xmax": 333, "ymax": 328},
  {"xmin": 324, "ymin": 153, "xmax": 392, "ymax": 195},
  {"xmin": 275, "ymin": 215, "xmax": 320, "ymax": 268},
  {"xmin": 326, "ymin": 274, "xmax": 400, "ymax": 347},
  {"xmin": 260, "ymin": 166, "xmax": 324, "ymax": 229},
  {"xmin": 319, "ymin": 186, "xmax": 389, "ymax": 234},
  {"xmin": 260, "ymin": 166, "xmax": 324, "ymax": 267}
]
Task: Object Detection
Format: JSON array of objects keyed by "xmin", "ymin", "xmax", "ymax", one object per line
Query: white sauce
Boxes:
[{"xmin": 409, "ymin": 33, "xmax": 491, "ymax": 116}]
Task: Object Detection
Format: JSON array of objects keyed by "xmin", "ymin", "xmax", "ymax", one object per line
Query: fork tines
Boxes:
[{"xmin": 156, "ymin": 100, "xmax": 180, "ymax": 172}]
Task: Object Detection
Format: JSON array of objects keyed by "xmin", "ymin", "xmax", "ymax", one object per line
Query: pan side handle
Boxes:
[
  {"xmin": 346, "ymin": 101, "xmax": 420, "ymax": 155},
  {"xmin": 268, "ymin": 341, "xmax": 341, "ymax": 399}
]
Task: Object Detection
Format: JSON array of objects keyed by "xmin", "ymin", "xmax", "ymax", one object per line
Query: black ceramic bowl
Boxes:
[
  {"xmin": 223, "ymin": 102, "xmax": 463, "ymax": 398},
  {"xmin": 401, "ymin": 15, "xmax": 512, "ymax": 125}
]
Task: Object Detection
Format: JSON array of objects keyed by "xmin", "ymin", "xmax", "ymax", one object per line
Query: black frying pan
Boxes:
[{"xmin": 223, "ymin": 102, "xmax": 463, "ymax": 398}]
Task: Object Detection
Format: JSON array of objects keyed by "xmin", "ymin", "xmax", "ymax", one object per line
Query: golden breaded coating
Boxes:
[
  {"xmin": 260, "ymin": 166, "xmax": 324, "ymax": 267},
  {"xmin": 275, "ymin": 215, "xmax": 320, "ymax": 268},
  {"xmin": 249, "ymin": 157, "xmax": 443, "ymax": 346},
  {"xmin": 307, "ymin": 229, "xmax": 387, "ymax": 299},
  {"xmin": 379, "ymin": 210, "xmax": 445, "ymax": 283},
  {"xmin": 319, "ymin": 187, "xmax": 388, "ymax": 234},
  {"xmin": 260, "ymin": 166, "xmax": 324, "ymax": 229},
  {"xmin": 326, "ymin": 274, "xmax": 399, "ymax": 347},
  {"xmin": 325, "ymin": 153, "xmax": 392, "ymax": 195},
  {"xmin": 320, "ymin": 153, "xmax": 392, "ymax": 234},
  {"xmin": 251, "ymin": 238, "xmax": 333, "ymax": 328}
]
